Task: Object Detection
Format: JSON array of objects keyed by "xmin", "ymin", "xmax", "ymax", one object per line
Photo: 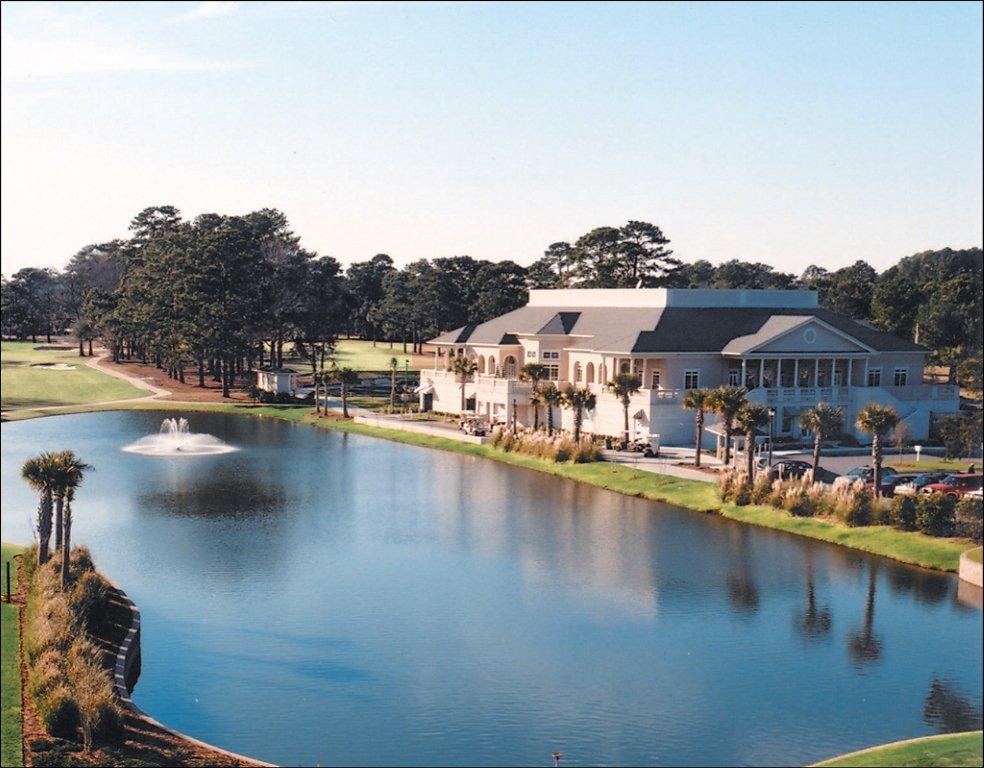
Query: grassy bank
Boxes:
[
  {"xmin": 1, "ymin": 542, "xmax": 24, "ymax": 768},
  {"xmin": 814, "ymin": 731, "xmax": 983, "ymax": 767},
  {"xmin": 332, "ymin": 339, "xmax": 427, "ymax": 371},
  {"xmin": 1, "ymin": 342, "xmax": 144, "ymax": 416},
  {"xmin": 2, "ymin": 398, "xmax": 973, "ymax": 572}
]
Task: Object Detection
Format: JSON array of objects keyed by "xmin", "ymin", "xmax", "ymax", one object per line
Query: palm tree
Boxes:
[
  {"xmin": 606, "ymin": 372, "xmax": 642, "ymax": 448},
  {"xmin": 21, "ymin": 452, "xmax": 58, "ymax": 566},
  {"xmin": 329, "ymin": 366, "xmax": 360, "ymax": 418},
  {"xmin": 682, "ymin": 388, "xmax": 711, "ymax": 467},
  {"xmin": 848, "ymin": 565, "xmax": 882, "ymax": 665},
  {"xmin": 736, "ymin": 403, "xmax": 770, "ymax": 478},
  {"xmin": 562, "ymin": 385, "xmax": 597, "ymax": 442},
  {"xmin": 388, "ymin": 357, "xmax": 399, "ymax": 412},
  {"xmin": 541, "ymin": 383, "xmax": 563, "ymax": 435},
  {"xmin": 707, "ymin": 386, "xmax": 748, "ymax": 467},
  {"xmin": 800, "ymin": 403, "xmax": 843, "ymax": 475},
  {"xmin": 449, "ymin": 356, "xmax": 478, "ymax": 414},
  {"xmin": 856, "ymin": 404, "xmax": 899, "ymax": 498},
  {"xmin": 520, "ymin": 363, "xmax": 549, "ymax": 429},
  {"xmin": 49, "ymin": 451, "xmax": 91, "ymax": 588}
]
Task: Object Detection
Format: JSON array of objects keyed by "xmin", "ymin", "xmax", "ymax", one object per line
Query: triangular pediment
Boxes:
[{"xmin": 724, "ymin": 316, "xmax": 873, "ymax": 355}]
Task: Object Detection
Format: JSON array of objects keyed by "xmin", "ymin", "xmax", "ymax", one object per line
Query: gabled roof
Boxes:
[
  {"xmin": 430, "ymin": 303, "xmax": 924, "ymax": 354},
  {"xmin": 720, "ymin": 315, "xmax": 874, "ymax": 355}
]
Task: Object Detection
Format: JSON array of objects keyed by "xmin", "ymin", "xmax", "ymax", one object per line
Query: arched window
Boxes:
[
  {"xmin": 585, "ymin": 362, "xmax": 595, "ymax": 384},
  {"xmin": 504, "ymin": 355, "xmax": 517, "ymax": 378},
  {"xmin": 477, "ymin": 355, "xmax": 486, "ymax": 374},
  {"xmin": 488, "ymin": 356, "xmax": 496, "ymax": 376},
  {"xmin": 573, "ymin": 362, "xmax": 582, "ymax": 382}
]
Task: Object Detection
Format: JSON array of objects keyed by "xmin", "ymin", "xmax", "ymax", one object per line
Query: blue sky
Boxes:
[{"xmin": 1, "ymin": 1, "xmax": 981, "ymax": 275}]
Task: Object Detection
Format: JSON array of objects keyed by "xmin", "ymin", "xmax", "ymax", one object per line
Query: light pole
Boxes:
[{"xmin": 767, "ymin": 406, "xmax": 776, "ymax": 467}]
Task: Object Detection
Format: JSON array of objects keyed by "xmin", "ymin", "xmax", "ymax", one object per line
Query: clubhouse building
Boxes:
[{"xmin": 421, "ymin": 288, "xmax": 959, "ymax": 447}]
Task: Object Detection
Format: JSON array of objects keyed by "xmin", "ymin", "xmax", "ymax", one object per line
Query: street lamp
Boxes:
[{"xmin": 767, "ymin": 406, "xmax": 776, "ymax": 467}]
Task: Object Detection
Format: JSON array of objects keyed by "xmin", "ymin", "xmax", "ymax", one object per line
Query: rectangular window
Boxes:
[
  {"xmin": 526, "ymin": 350, "xmax": 537, "ymax": 359},
  {"xmin": 832, "ymin": 368, "xmax": 843, "ymax": 386},
  {"xmin": 867, "ymin": 367, "xmax": 882, "ymax": 387},
  {"xmin": 547, "ymin": 365, "xmax": 559, "ymax": 380},
  {"xmin": 893, "ymin": 367, "xmax": 908, "ymax": 387},
  {"xmin": 684, "ymin": 370, "xmax": 700, "ymax": 390},
  {"xmin": 651, "ymin": 370, "xmax": 661, "ymax": 389}
]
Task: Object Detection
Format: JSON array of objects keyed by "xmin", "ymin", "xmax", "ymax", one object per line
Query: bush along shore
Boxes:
[
  {"xmin": 719, "ymin": 469, "xmax": 983, "ymax": 542},
  {"xmin": 17, "ymin": 543, "xmax": 263, "ymax": 767}
]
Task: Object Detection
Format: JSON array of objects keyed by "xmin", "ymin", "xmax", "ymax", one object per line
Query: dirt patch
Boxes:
[{"xmin": 101, "ymin": 359, "xmax": 254, "ymax": 403}]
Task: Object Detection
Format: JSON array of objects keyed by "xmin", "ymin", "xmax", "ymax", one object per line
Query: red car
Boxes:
[{"xmin": 921, "ymin": 474, "xmax": 983, "ymax": 498}]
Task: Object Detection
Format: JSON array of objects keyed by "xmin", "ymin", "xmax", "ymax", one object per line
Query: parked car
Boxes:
[
  {"xmin": 894, "ymin": 472, "xmax": 948, "ymax": 495},
  {"xmin": 966, "ymin": 487, "xmax": 983, "ymax": 500},
  {"xmin": 835, "ymin": 466, "xmax": 900, "ymax": 495},
  {"xmin": 766, "ymin": 459, "xmax": 813, "ymax": 480},
  {"xmin": 920, "ymin": 474, "xmax": 984, "ymax": 498}
]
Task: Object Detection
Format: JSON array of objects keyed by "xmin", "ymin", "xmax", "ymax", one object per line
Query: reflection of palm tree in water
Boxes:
[
  {"xmin": 848, "ymin": 565, "xmax": 882, "ymax": 665},
  {"xmin": 795, "ymin": 551, "xmax": 831, "ymax": 639},
  {"xmin": 924, "ymin": 678, "xmax": 983, "ymax": 733},
  {"xmin": 727, "ymin": 528, "xmax": 759, "ymax": 614}
]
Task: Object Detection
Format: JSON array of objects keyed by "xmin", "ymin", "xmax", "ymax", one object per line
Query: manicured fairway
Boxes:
[
  {"xmin": 1, "ymin": 342, "xmax": 144, "ymax": 414},
  {"xmin": 1, "ymin": 542, "xmax": 23, "ymax": 768},
  {"xmin": 331, "ymin": 339, "xmax": 429, "ymax": 371},
  {"xmin": 815, "ymin": 731, "xmax": 983, "ymax": 767}
]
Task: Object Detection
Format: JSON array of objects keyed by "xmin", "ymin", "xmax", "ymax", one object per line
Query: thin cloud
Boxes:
[
  {"xmin": 0, "ymin": 31, "xmax": 246, "ymax": 77},
  {"xmin": 183, "ymin": 2, "xmax": 239, "ymax": 20}
]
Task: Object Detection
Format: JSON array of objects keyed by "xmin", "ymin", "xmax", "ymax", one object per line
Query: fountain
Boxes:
[{"xmin": 122, "ymin": 417, "xmax": 238, "ymax": 456}]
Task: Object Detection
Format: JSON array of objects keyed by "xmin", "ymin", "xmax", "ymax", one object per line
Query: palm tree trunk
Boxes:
[
  {"xmin": 390, "ymin": 371, "xmax": 396, "ymax": 412},
  {"xmin": 622, "ymin": 401, "xmax": 630, "ymax": 446},
  {"xmin": 812, "ymin": 432, "xmax": 822, "ymax": 473},
  {"xmin": 723, "ymin": 423, "xmax": 733, "ymax": 467},
  {"xmin": 460, "ymin": 381, "xmax": 466, "ymax": 412},
  {"xmin": 37, "ymin": 491, "xmax": 53, "ymax": 565},
  {"xmin": 533, "ymin": 403, "xmax": 540, "ymax": 431},
  {"xmin": 547, "ymin": 407, "xmax": 554, "ymax": 436},
  {"xmin": 574, "ymin": 407, "xmax": 583, "ymax": 442},
  {"xmin": 61, "ymin": 504, "xmax": 72, "ymax": 589},
  {"xmin": 746, "ymin": 429, "xmax": 755, "ymax": 477},
  {"xmin": 695, "ymin": 410, "xmax": 704, "ymax": 467},
  {"xmin": 342, "ymin": 383, "xmax": 349, "ymax": 418},
  {"xmin": 872, "ymin": 434, "xmax": 882, "ymax": 497},
  {"xmin": 54, "ymin": 494, "xmax": 64, "ymax": 551}
]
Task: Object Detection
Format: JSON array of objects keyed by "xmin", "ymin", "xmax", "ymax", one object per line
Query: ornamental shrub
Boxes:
[
  {"xmin": 916, "ymin": 494, "xmax": 956, "ymax": 537},
  {"xmin": 890, "ymin": 494, "xmax": 919, "ymax": 531},
  {"xmin": 955, "ymin": 495, "xmax": 983, "ymax": 542}
]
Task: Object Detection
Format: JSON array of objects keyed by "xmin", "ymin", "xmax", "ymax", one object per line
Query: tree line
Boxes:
[{"xmin": 2, "ymin": 206, "xmax": 981, "ymax": 389}]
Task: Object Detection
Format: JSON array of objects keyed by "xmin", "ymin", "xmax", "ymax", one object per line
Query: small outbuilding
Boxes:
[{"xmin": 256, "ymin": 368, "xmax": 298, "ymax": 395}]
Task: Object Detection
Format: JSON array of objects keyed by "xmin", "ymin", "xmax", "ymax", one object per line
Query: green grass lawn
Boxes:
[
  {"xmin": 1, "ymin": 542, "xmax": 24, "ymax": 768},
  {"xmin": 815, "ymin": 731, "xmax": 983, "ymax": 767},
  {"xmin": 888, "ymin": 458, "xmax": 980, "ymax": 473},
  {"xmin": 330, "ymin": 339, "xmax": 426, "ymax": 371},
  {"xmin": 1, "ymin": 341, "xmax": 145, "ymax": 415}
]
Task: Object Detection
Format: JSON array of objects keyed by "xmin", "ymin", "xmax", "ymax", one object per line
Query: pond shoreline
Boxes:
[{"xmin": 2, "ymin": 400, "xmax": 974, "ymax": 574}]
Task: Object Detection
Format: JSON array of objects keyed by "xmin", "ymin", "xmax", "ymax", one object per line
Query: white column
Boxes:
[
  {"xmin": 848, "ymin": 359, "xmax": 853, "ymax": 388},
  {"xmin": 793, "ymin": 359, "xmax": 799, "ymax": 388},
  {"xmin": 777, "ymin": 359, "xmax": 782, "ymax": 388},
  {"xmin": 814, "ymin": 358, "xmax": 819, "ymax": 387},
  {"xmin": 758, "ymin": 359, "xmax": 764, "ymax": 388},
  {"xmin": 741, "ymin": 358, "xmax": 747, "ymax": 387},
  {"xmin": 434, "ymin": 348, "xmax": 439, "ymax": 370},
  {"xmin": 863, "ymin": 358, "xmax": 869, "ymax": 387}
]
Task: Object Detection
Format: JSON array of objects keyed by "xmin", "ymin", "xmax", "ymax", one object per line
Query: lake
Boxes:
[{"xmin": 1, "ymin": 411, "xmax": 981, "ymax": 766}]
